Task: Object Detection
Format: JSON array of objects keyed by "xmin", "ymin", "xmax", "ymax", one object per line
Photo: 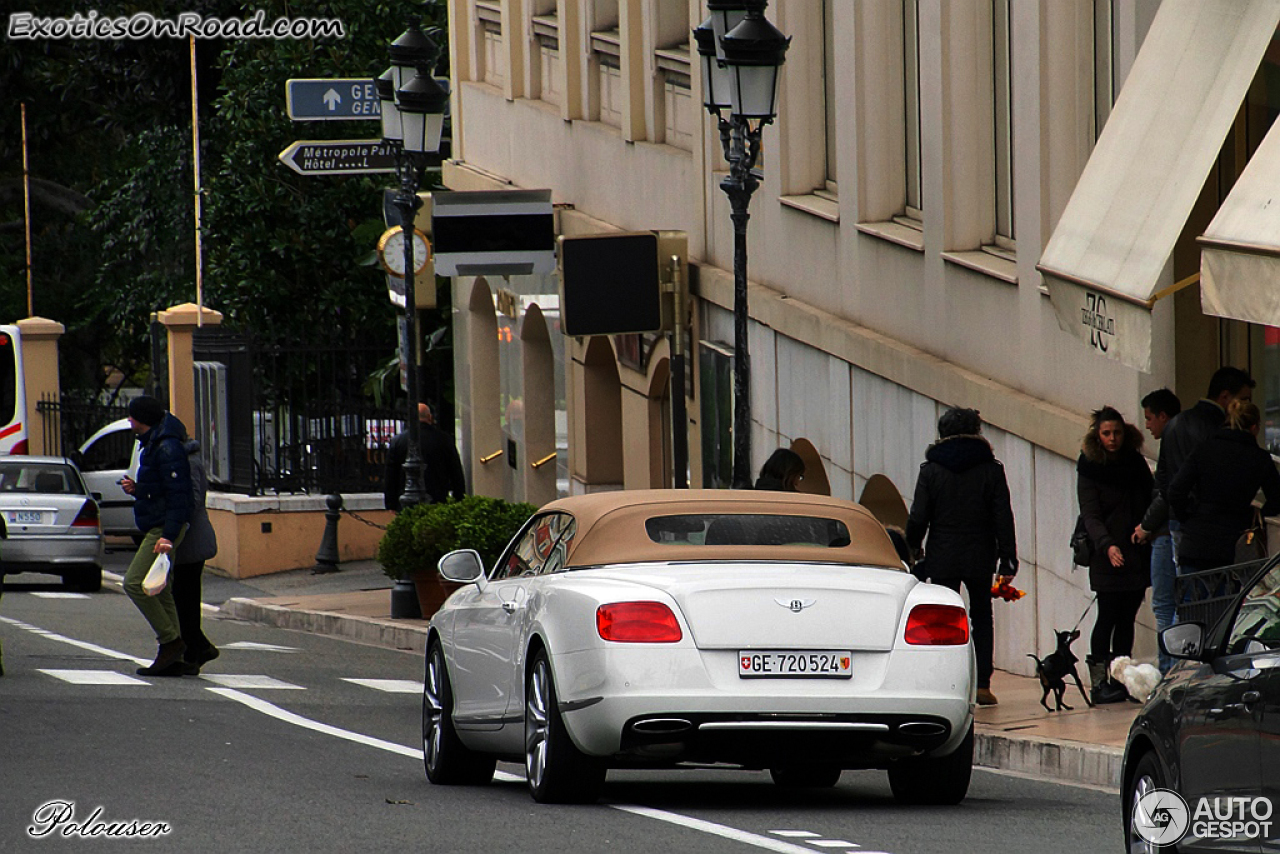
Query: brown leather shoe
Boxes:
[{"xmin": 976, "ymin": 687, "xmax": 999, "ymax": 706}]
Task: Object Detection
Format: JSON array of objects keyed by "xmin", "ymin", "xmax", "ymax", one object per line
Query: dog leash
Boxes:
[{"xmin": 1070, "ymin": 595, "xmax": 1098, "ymax": 633}]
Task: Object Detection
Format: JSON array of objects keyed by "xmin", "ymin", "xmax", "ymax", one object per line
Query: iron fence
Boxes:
[
  {"xmin": 36, "ymin": 394, "xmax": 131, "ymax": 458},
  {"xmin": 193, "ymin": 328, "xmax": 405, "ymax": 496}
]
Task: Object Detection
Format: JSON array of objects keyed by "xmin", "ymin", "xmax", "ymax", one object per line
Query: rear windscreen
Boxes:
[{"xmin": 644, "ymin": 514, "xmax": 852, "ymax": 548}]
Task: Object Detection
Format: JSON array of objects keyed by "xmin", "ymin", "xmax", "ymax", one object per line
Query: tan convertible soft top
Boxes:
[{"xmin": 539, "ymin": 489, "xmax": 905, "ymax": 570}]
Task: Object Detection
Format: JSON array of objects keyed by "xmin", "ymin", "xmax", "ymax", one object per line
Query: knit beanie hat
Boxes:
[{"xmin": 128, "ymin": 395, "xmax": 166, "ymax": 427}]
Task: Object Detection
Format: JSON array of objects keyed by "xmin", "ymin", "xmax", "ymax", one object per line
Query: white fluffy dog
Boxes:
[{"xmin": 1109, "ymin": 656, "xmax": 1163, "ymax": 702}]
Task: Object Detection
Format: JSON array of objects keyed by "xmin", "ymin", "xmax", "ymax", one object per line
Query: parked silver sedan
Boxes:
[{"xmin": 0, "ymin": 456, "xmax": 104, "ymax": 592}]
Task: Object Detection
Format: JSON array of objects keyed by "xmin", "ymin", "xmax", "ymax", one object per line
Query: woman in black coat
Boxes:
[
  {"xmin": 1077, "ymin": 406, "xmax": 1152, "ymax": 703},
  {"xmin": 906, "ymin": 407, "xmax": 1018, "ymax": 706},
  {"xmin": 1168, "ymin": 401, "xmax": 1280, "ymax": 573}
]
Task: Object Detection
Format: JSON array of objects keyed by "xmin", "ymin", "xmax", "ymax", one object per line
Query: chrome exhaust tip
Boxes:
[{"xmin": 630, "ymin": 718, "xmax": 693, "ymax": 735}]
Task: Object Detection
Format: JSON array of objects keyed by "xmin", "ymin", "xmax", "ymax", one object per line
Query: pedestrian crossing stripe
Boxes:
[
  {"xmin": 220, "ymin": 642, "xmax": 300, "ymax": 652},
  {"xmin": 341, "ymin": 678, "xmax": 423, "ymax": 694},
  {"xmin": 28, "ymin": 592, "xmax": 91, "ymax": 599},
  {"xmin": 199, "ymin": 674, "xmax": 304, "ymax": 690},
  {"xmin": 39, "ymin": 669, "xmax": 149, "ymax": 685}
]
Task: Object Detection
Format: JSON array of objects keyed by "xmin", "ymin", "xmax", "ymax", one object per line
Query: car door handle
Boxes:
[
  {"xmin": 502, "ymin": 600, "xmax": 520, "ymax": 613},
  {"xmin": 1210, "ymin": 691, "xmax": 1262, "ymax": 717}
]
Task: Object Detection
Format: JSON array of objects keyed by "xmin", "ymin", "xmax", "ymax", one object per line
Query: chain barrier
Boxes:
[{"xmin": 340, "ymin": 506, "xmax": 388, "ymax": 531}]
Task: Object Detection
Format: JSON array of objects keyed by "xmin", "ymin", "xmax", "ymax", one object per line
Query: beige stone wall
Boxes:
[{"xmin": 205, "ymin": 494, "xmax": 393, "ymax": 579}]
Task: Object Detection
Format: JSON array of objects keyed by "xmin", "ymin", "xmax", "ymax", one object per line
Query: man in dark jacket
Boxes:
[
  {"xmin": 384, "ymin": 403, "xmax": 467, "ymax": 511},
  {"xmin": 906, "ymin": 407, "xmax": 1018, "ymax": 706},
  {"xmin": 120, "ymin": 396, "xmax": 193, "ymax": 676},
  {"xmin": 1137, "ymin": 366, "xmax": 1254, "ymax": 543},
  {"xmin": 1168, "ymin": 403, "xmax": 1280, "ymax": 572}
]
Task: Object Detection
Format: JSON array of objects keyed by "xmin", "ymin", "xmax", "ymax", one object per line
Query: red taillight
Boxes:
[
  {"xmin": 10, "ymin": 438, "xmax": 26, "ymax": 454},
  {"xmin": 596, "ymin": 602, "xmax": 683, "ymax": 643},
  {"xmin": 72, "ymin": 501, "xmax": 100, "ymax": 529},
  {"xmin": 904, "ymin": 604, "xmax": 970, "ymax": 645}
]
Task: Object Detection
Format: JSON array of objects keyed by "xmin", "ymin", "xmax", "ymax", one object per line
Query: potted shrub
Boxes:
[{"xmin": 377, "ymin": 495, "xmax": 537, "ymax": 618}]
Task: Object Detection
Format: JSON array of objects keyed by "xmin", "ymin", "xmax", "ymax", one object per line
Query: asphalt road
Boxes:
[{"xmin": 0, "ymin": 564, "xmax": 1123, "ymax": 854}]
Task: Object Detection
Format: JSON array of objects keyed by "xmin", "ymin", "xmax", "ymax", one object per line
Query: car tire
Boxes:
[
  {"xmin": 769, "ymin": 765, "xmax": 842, "ymax": 788},
  {"xmin": 525, "ymin": 650, "xmax": 605, "ymax": 804},
  {"xmin": 887, "ymin": 722, "xmax": 973, "ymax": 805},
  {"xmin": 422, "ymin": 642, "xmax": 495, "ymax": 786},
  {"xmin": 1126, "ymin": 751, "xmax": 1179, "ymax": 853},
  {"xmin": 64, "ymin": 567, "xmax": 102, "ymax": 594}
]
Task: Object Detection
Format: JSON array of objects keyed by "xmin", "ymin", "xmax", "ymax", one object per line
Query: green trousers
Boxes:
[{"xmin": 124, "ymin": 528, "xmax": 185, "ymax": 645}]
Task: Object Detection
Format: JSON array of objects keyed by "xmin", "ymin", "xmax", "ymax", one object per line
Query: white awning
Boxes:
[
  {"xmin": 1200, "ymin": 116, "xmax": 1280, "ymax": 326},
  {"xmin": 1038, "ymin": 0, "xmax": 1280, "ymax": 371}
]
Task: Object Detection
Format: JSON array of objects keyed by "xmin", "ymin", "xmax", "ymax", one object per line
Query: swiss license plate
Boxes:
[
  {"xmin": 739, "ymin": 650, "xmax": 853, "ymax": 679},
  {"xmin": 8, "ymin": 510, "xmax": 43, "ymax": 525}
]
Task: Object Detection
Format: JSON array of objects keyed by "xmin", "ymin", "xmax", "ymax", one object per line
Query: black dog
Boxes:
[{"xmin": 1027, "ymin": 629, "xmax": 1093, "ymax": 712}]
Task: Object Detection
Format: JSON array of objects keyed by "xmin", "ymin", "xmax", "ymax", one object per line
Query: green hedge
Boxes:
[{"xmin": 377, "ymin": 495, "xmax": 538, "ymax": 580}]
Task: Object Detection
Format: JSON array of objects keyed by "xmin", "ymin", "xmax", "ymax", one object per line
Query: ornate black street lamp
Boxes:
[
  {"xmin": 377, "ymin": 21, "xmax": 449, "ymax": 509},
  {"xmin": 695, "ymin": 1, "xmax": 789, "ymax": 489}
]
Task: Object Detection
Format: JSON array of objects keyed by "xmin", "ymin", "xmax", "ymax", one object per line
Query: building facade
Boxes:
[{"xmin": 440, "ymin": 0, "xmax": 1280, "ymax": 675}]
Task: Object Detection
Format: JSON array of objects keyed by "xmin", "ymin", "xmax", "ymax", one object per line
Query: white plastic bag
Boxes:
[{"xmin": 142, "ymin": 553, "xmax": 171, "ymax": 597}]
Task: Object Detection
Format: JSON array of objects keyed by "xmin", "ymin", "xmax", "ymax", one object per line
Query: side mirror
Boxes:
[
  {"xmin": 1161, "ymin": 622, "xmax": 1206, "ymax": 661},
  {"xmin": 438, "ymin": 549, "xmax": 485, "ymax": 585}
]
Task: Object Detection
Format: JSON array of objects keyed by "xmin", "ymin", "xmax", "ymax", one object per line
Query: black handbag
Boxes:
[{"xmin": 1070, "ymin": 515, "xmax": 1093, "ymax": 567}]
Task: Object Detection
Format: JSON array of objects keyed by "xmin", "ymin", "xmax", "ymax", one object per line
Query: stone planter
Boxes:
[{"xmin": 410, "ymin": 570, "xmax": 463, "ymax": 620}]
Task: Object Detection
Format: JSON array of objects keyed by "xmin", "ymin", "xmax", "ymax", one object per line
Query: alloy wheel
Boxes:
[
  {"xmin": 1128, "ymin": 768, "xmax": 1159, "ymax": 854},
  {"xmin": 423, "ymin": 648, "xmax": 445, "ymax": 771},
  {"xmin": 525, "ymin": 659, "xmax": 550, "ymax": 790}
]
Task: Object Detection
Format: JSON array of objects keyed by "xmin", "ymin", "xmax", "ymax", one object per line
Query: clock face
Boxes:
[{"xmin": 378, "ymin": 227, "xmax": 430, "ymax": 277}]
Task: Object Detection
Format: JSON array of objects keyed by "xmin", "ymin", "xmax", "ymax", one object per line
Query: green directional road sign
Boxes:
[
  {"xmin": 286, "ymin": 78, "xmax": 381, "ymax": 120},
  {"xmin": 277, "ymin": 139, "xmax": 397, "ymax": 175}
]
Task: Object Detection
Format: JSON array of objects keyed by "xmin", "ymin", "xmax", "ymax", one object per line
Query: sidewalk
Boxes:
[{"xmin": 214, "ymin": 560, "xmax": 1137, "ymax": 792}]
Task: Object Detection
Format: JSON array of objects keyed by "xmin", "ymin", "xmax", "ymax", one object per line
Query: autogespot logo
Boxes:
[
  {"xmin": 1134, "ymin": 789, "xmax": 1274, "ymax": 846},
  {"xmin": 1133, "ymin": 789, "xmax": 1190, "ymax": 846}
]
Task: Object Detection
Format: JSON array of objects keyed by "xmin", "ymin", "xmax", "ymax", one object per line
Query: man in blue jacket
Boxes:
[{"xmin": 120, "ymin": 396, "xmax": 193, "ymax": 676}]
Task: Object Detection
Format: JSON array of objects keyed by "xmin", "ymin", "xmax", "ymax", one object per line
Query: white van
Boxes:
[{"xmin": 74, "ymin": 418, "xmax": 141, "ymax": 539}]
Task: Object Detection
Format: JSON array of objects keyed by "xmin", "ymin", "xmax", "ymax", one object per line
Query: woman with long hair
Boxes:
[
  {"xmin": 1168, "ymin": 400, "xmax": 1280, "ymax": 574},
  {"xmin": 1077, "ymin": 406, "xmax": 1151, "ymax": 704}
]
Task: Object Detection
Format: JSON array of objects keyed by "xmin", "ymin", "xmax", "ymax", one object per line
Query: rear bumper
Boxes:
[
  {"xmin": 615, "ymin": 710, "xmax": 959, "ymax": 767},
  {"xmin": 553, "ymin": 644, "xmax": 973, "ymax": 764},
  {"xmin": 1, "ymin": 534, "xmax": 104, "ymax": 572}
]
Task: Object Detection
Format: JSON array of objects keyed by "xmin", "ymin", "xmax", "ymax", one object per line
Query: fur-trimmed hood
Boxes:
[
  {"xmin": 1081, "ymin": 422, "xmax": 1144, "ymax": 464},
  {"xmin": 924, "ymin": 434, "xmax": 995, "ymax": 473}
]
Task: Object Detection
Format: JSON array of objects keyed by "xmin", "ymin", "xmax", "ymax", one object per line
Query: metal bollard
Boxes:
[{"xmin": 312, "ymin": 493, "xmax": 343, "ymax": 574}]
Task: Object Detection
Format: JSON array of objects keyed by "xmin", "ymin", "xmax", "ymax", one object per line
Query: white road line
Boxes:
[
  {"xmin": 771, "ymin": 831, "xmax": 820, "ymax": 838},
  {"xmin": 342, "ymin": 678, "xmax": 423, "ymax": 693},
  {"xmin": 200, "ymin": 675, "xmax": 304, "ymax": 690},
  {"xmin": 221, "ymin": 641, "xmax": 301, "ymax": 653},
  {"xmin": 39, "ymin": 669, "xmax": 150, "ymax": 686},
  {"xmin": 611, "ymin": 806, "xmax": 833, "ymax": 854},
  {"xmin": 206, "ymin": 687, "xmax": 423, "ymax": 758},
  {"xmin": 2, "ymin": 614, "xmax": 885, "ymax": 854},
  {"xmin": 205, "ymin": 688, "xmax": 870, "ymax": 854},
  {"xmin": 29, "ymin": 592, "xmax": 90, "ymax": 599},
  {"xmin": 808, "ymin": 841, "xmax": 860, "ymax": 849},
  {"xmin": 0, "ymin": 615, "xmax": 148, "ymax": 666}
]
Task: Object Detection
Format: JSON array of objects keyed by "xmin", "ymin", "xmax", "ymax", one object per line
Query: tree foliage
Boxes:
[{"xmin": 0, "ymin": 0, "xmax": 448, "ymax": 393}]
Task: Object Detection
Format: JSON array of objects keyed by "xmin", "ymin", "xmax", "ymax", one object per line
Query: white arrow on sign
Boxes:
[{"xmin": 323, "ymin": 88, "xmax": 341, "ymax": 111}]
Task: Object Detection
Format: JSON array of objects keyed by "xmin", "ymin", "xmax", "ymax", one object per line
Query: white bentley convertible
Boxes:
[{"xmin": 422, "ymin": 489, "xmax": 975, "ymax": 804}]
